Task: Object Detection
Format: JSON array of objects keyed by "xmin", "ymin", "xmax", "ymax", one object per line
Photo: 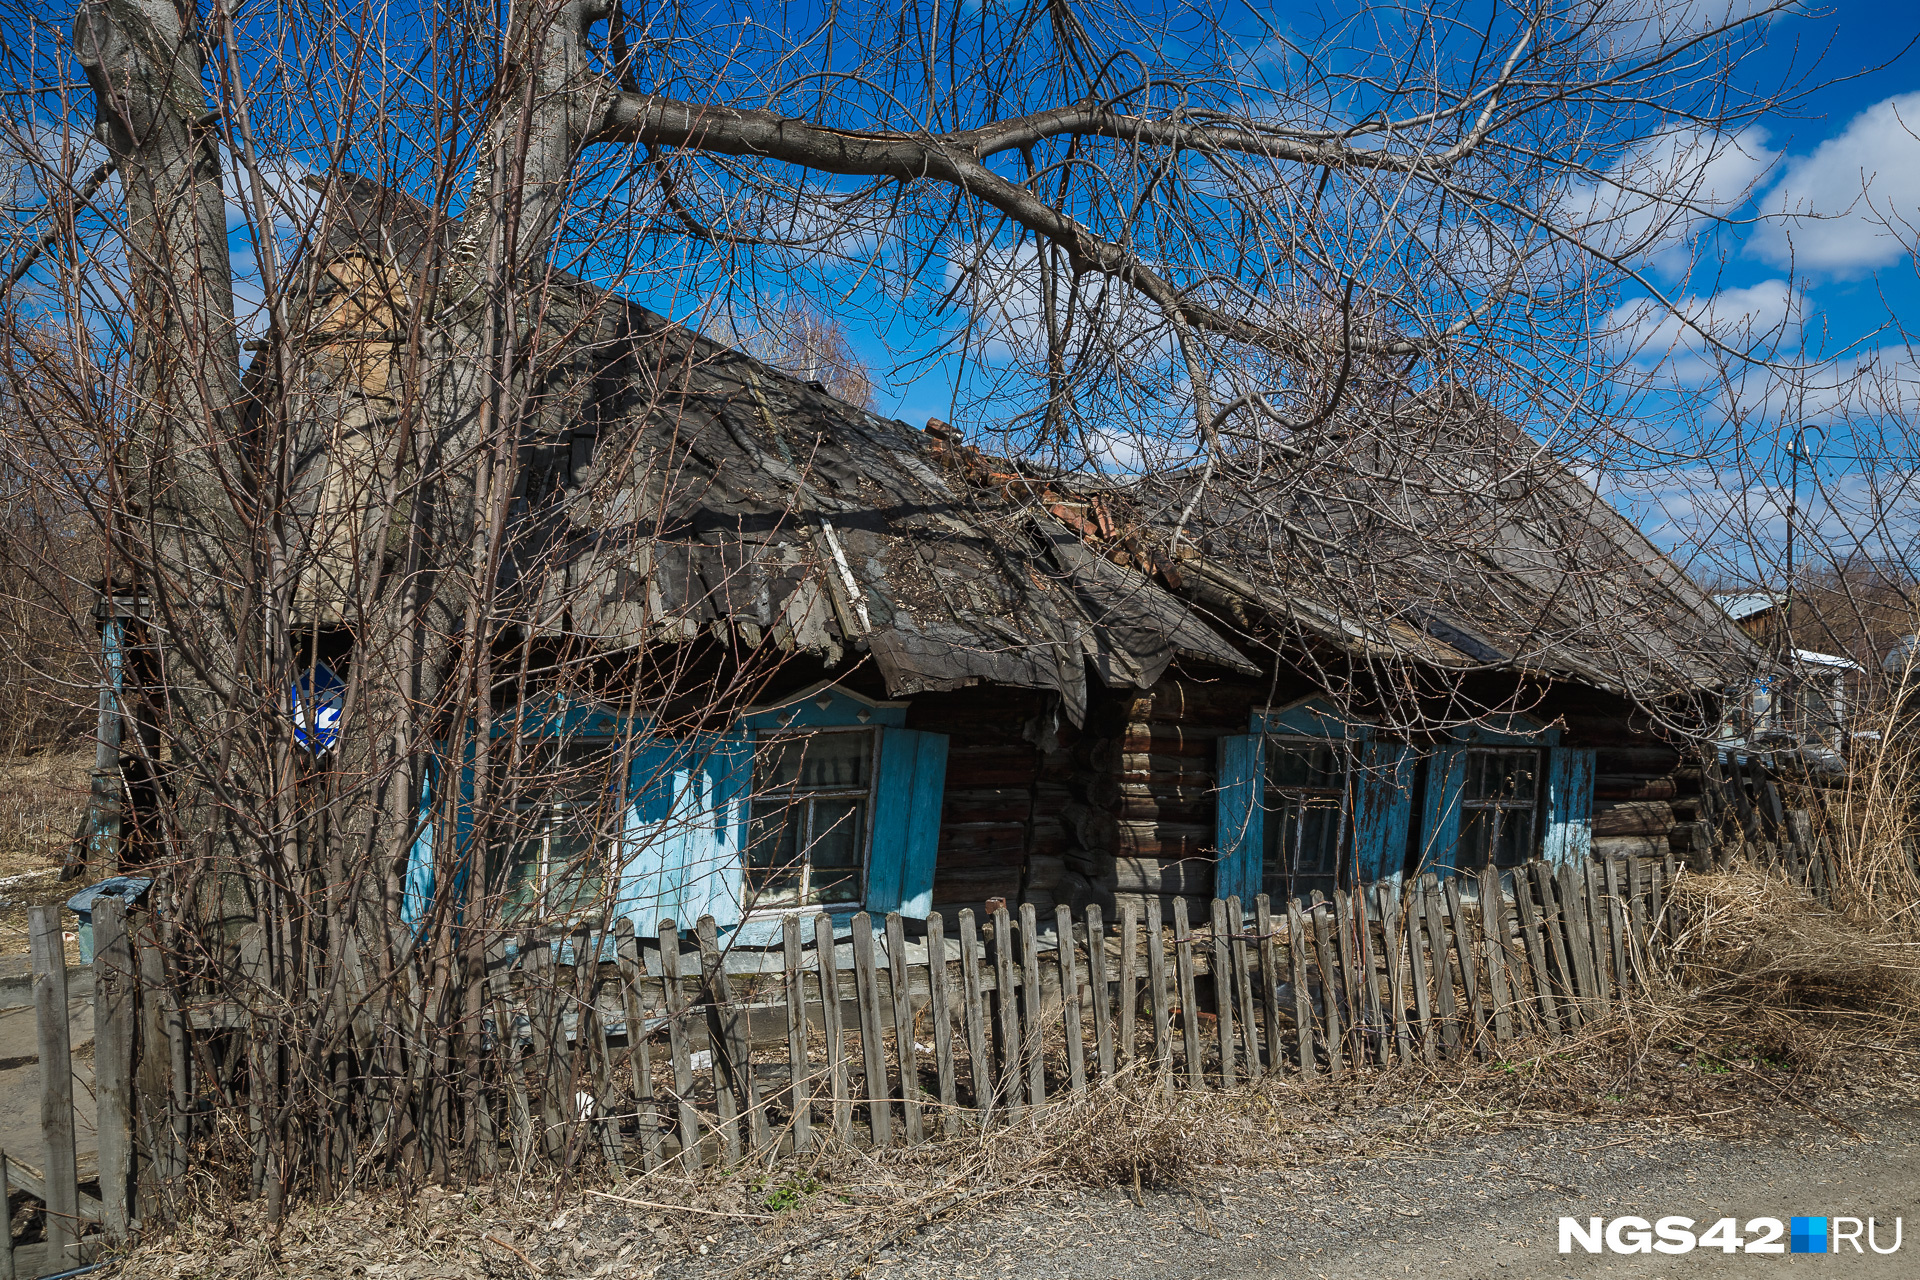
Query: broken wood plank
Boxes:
[
  {"xmin": 1085, "ymin": 904, "xmax": 1115, "ymax": 1081},
  {"xmin": 850, "ymin": 913, "xmax": 892, "ymax": 1147},
  {"xmin": 815, "ymin": 913, "xmax": 853, "ymax": 1142},
  {"xmin": 1172, "ymin": 897, "xmax": 1204, "ymax": 1090},
  {"xmin": 1209, "ymin": 897, "xmax": 1237, "ymax": 1087}
]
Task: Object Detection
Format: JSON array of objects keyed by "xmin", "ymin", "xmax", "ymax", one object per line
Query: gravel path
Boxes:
[{"xmin": 860, "ymin": 1085, "xmax": 1920, "ymax": 1280}]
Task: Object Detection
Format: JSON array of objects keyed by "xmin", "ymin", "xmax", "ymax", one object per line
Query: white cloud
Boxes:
[
  {"xmin": 1751, "ymin": 93, "xmax": 1920, "ymax": 275},
  {"xmin": 1559, "ymin": 127, "xmax": 1776, "ymax": 272},
  {"xmin": 1608, "ymin": 279, "xmax": 1804, "ymax": 382}
]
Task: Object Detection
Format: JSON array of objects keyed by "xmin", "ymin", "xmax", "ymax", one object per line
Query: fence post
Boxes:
[
  {"xmin": 93, "ymin": 897, "xmax": 134, "ymax": 1239},
  {"xmin": 29, "ymin": 906, "xmax": 79, "ymax": 1267}
]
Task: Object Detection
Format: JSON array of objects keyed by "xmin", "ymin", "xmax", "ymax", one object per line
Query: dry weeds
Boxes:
[{"xmin": 96, "ymin": 865, "xmax": 1920, "ymax": 1280}]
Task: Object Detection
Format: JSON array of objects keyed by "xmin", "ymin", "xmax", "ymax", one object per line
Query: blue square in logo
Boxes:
[{"xmin": 1791, "ymin": 1217, "xmax": 1828, "ymax": 1254}]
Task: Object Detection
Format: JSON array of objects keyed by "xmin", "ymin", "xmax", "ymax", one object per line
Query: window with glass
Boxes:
[
  {"xmin": 746, "ymin": 729, "xmax": 874, "ymax": 909},
  {"xmin": 1458, "ymin": 748, "xmax": 1541, "ymax": 871},
  {"xmin": 1261, "ymin": 738, "xmax": 1351, "ymax": 898},
  {"xmin": 485, "ymin": 739, "xmax": 620, "ymax": 921}
]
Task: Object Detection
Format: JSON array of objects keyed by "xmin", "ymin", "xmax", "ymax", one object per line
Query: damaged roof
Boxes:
[{"xmin": 312, "ymin": 177, "xmax": 1754, "ymax": 718}]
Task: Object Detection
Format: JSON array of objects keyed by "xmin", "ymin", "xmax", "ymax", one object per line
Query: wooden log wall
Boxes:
[
  {"xmin": 1077, "ymin": 677, "xmax": 1279, "ymax": 909},
  {"xmin": 907, "ymin": 689, "xmax": 1080, "ymax": 917}
]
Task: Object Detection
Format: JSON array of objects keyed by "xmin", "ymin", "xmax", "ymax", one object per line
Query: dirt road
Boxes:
[{"xmin": 862, "ymin": 1091, "xmax": 1920, "ymax": 1280}]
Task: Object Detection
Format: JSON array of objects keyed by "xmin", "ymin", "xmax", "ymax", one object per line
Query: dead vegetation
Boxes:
[{"xmin": 96, "ymin": 859, "xmax": 1920, "ymax": 1280}]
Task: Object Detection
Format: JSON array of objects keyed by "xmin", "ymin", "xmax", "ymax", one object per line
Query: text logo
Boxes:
[{"xmin": 1560, "ymin": 1216, "xmax": 1903, "ymax": 1255}]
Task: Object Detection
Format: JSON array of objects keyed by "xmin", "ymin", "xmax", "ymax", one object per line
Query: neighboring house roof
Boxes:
[
  {"xmin": 305, "ymin": 176, "xmax": 1756, "ymax": 720},
  {"xmin": 1714, "ymin": 591, "xmax": 1786, "ymax": 623},
  {"xmin": 1793, "ymin": 649, "xmax": 1863, "ymax": 672}
]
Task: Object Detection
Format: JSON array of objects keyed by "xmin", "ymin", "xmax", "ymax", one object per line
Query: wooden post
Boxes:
[
  {"xmin": 1584, "ymin": 861, "xmax": 1612, "ymax": 1009},
  {"xmin": 1555, "ymin": 865, "xmax": 1598, "ymax": 1009},
  {"xmin": 1172, "ymin": 898, "xmax": 1204, "ymax": 1089},
  {"xmin": 1330, "ymin": 890, "xmax": 1362, "ymax": 1063},
  {"xmin": 1085, "ymin": 904, "xmax": 1115, "ymax": 1080},
  {"xmin": 1286, "ymin": 899, "xmax": 1318, "ymax": 1077},
  {"xmin": 656, "ymin": 921, "xmax": 705, "ymax": 1170},
  {"xmin": 1476, "ymin": 867, "xmax": 1513, "ymax": 1043},
  {"xmin": 1018, "ymin": 903, "xmax": 1046, "ymax": 1104},
  {"xmin": 1117, "ymin": 903, "xmax": 1139, "ymax": 1067},
  {"xmin": 1602, "ymin": 858, "xmax": 1629, "ymax": 992},
  {"xmin": 613, "ymin": 921, "xmax": 664, "ymax": 1173},
  {"xmin": 1404, "ymin": 883, "xmax": 1437, "ymax": 1063},
  {"xmin": 957, "ymin": 910, "xmax": 990, "ymax": 1117},
  {"xmin": 850, "ymin": 913, "xmax": 892, "ymax": 1147},
  {"xmin": 1055, "ymin": 905, "xmax": 1088, "ymax": 1095},
  {"xmin": 92, "ymin": 898, "xmax": 134, "ymax": 1239},
  {"xmin": 1145, "ymin": 897, "xmax": 1173, "ymax": 1087},
  {"xmin": 30, "ymin": 906, "xmax": 78, "ymax": 1266},
  {"xmin": 132, "ymin": 914, "xmax": 182, "ymax": 1214},
  {"xmin": 1415, "ymin": 881, "xmax": 1456, "ymax": 1056},
  {"xmin": 1377, "ymin": 884, "xmax": 1412, "ymax": 1065},
  {"xmin": 1228, "ymin": 897, "xmax": 1260, "ymax": 1081},
  {"xmin": 1308, "ymin": 896, "xmax": 1345, "ymax": 1079},
  {"xmin": 781, "ymin": 916, "xmax": 813, "ymax": 1155},
  {"xmin": 1511, "ymin": 866, "xmax": 1559, "ymax": 1033},
  {"xmin": 1440, "ymin": 880, "xmax": 1488, "ymax": 1057},
  {"xmin": 1352, "ymin": 890, "xmax": 1387, "ymax": 1065},
  {"xmin": 1208, "ymin": 897, "xmax": 1237, "ymax": 1087},
  {"xmin": 1255, "ymin": 895, "xmax": 1285, "ymax": 1076},
  {"xmin": 1533, "ymin": 862, "xmax": 1583, "ymax": 1025},
  {"xmin": 927, "ymin": 912, "xmax": 959, "ymax": 1129},
  {"xmin": 814, "ymin": 913, "xmax": 853, "ymax": 1143},
  {"xmin": 884, "ymin": 913, "xmax": 924, "ymax": 1144},
  {"xmin": 990, "ymin": 905, "xmax": 1023, "ymax": 1112},
  {"xmin": 694, "ymin": 918, "xmax": 747, "ymax": 1162}
]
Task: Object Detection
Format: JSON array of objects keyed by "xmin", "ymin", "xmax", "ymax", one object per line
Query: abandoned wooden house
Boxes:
[{"xmin": 162, "ymin": 178, "xmax": 1764, "ymax": 942}]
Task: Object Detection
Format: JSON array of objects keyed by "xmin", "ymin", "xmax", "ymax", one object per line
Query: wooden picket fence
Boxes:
[{"xmin": 14, "ymin": 850, "xmax": 1715, "ymax": 1274}]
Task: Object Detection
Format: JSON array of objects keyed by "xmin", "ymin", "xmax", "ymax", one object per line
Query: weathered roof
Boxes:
[
  {"xmin": 312, "ymin": 177, "xmax": 1754, "ymax": 718},
  {"xmin": 1716, "ymin": 591, "xmax": 1786, "ymax": 623},
  {"xmin": 313, "ymin": 176, "xmax": 1258, "ymax": 724},
  {"xmin": 1092, "ymin": 393, "xmax": 1761, "ymax": 701}
]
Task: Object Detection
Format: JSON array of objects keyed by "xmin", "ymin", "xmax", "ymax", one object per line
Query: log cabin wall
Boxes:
[
  {"xmin": 1070, "ymin": 671, "xmax": 1306, "ymax": 914},
  {"xmin": 1547, "ymin": 692, "xmax": 1712, "ymax": 869},
  {"xmin": 905, "ymin": 688, "xmax": 1080, "ymax": 919}
]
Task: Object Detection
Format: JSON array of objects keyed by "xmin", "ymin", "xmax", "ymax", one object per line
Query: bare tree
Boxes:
[{"xmin": 0, "ymin": 0, "xmax": 1825, "ymax": 1204}]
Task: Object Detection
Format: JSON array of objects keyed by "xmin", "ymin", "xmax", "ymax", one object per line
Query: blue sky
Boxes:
[{"xmin": 804, "ymin": 1, "xmax": 1920, "ymax": 580}]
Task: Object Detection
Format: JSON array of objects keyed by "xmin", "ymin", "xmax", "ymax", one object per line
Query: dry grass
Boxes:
[
  {"xmin": 0, "ymin": 747, "xmax": 91, "ymax": 959},
  {"xmin": 96, "ymin": 863, "xmax": 1920, "ymax": 1279},
  {"xmin": 0, "ymin": 746, "xmax": 90, "ymax": 874}
]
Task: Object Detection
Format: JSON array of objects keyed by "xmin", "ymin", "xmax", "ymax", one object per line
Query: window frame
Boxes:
[
  {"xmin": 1456, "ymin": 745, "xmax": 1545, "ymax": 873},
  {"xmin": 1260, "ymin": 733, "xmax": 1355, "ymax": 897},
  {"xmin": 486, "ymin": 735, "xmax": 627, "ymax": 924},
  {"xmin": 745, "ymin": 724, "xmax": 880, "ymax": 913}
]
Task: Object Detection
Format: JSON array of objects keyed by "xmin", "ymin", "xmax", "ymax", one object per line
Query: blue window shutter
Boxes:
[
  {"xmin": 402, "ymin": 759, "xmax": 435, "ymax": 927},
  {"xmin": 615, "ymin": 741, "xmax": 687, "ymax": 935},
  {"xmin": 1215, "ymin": 734, "xmax": 1265, "ymax": 905},
  {"xmin": 674, "ymin": 733, "xmax": 752, "ymax": 930},
  {"xmin": 866, "ymin": 728, "xmax": 950, "ymax": 918},
  {"xmin": 1417, "ymin": 748, "xmax": 1468, "ymax": 877},
  {"xmin": 1353, "ymin": 742, "xmax": 1415, "ymax": 884},
  {"xmin": 1543, "ymin": 746, "xmax": 1596, "ymax": 865}
]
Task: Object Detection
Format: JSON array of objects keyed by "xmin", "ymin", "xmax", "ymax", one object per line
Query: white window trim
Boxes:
[
  {"xmin": 491, "ymin": 734, "xmax": 626, "ymax": 925},
  {"xmin": 1458, "ymin": 746, "xmax": 1544, "ymax": 870}
]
